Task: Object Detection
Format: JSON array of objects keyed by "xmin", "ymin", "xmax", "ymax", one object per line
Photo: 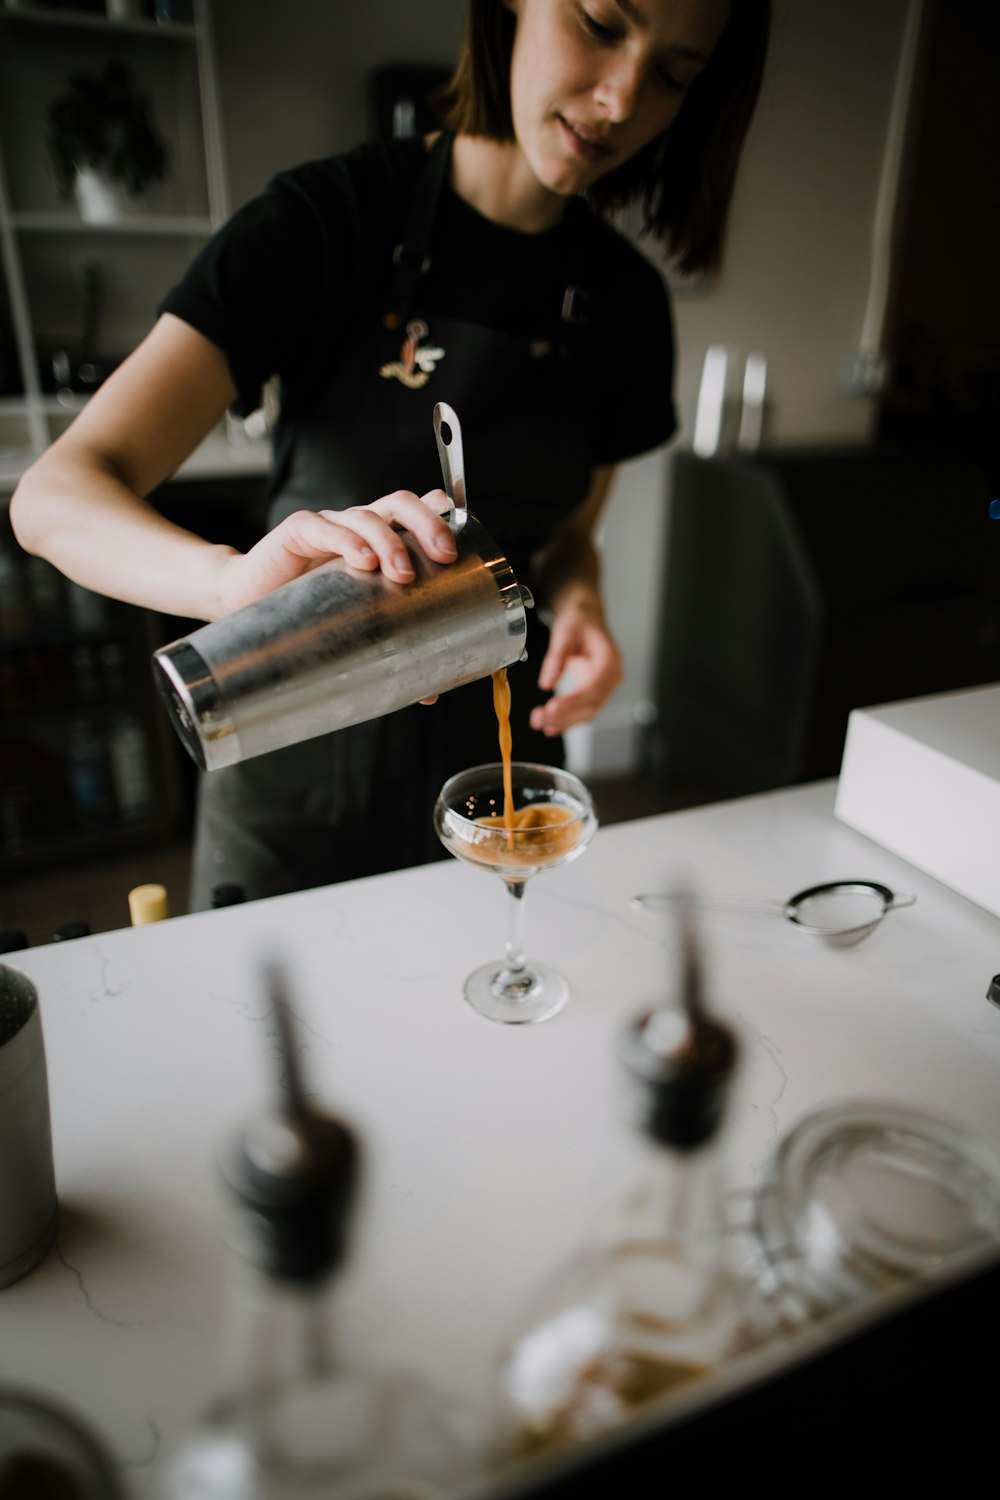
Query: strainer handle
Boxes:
[
  {"xmin": 433, "ymin": 402, "xmax": 468, "ymax": 530},
  {"xmin": 631, "ymin": 894, "xmax": 784, "ymax": 917}
]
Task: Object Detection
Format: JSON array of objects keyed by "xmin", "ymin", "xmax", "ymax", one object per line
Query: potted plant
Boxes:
[{"xmin": 46, "ymin": 60, "xmax": 169, "ymax": 223}]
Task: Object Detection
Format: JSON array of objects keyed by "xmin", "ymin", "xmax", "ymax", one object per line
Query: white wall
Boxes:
[
  {"xmin": 581, "ymin": 0, "xmax": 917, "ymax": 774},
  {"xmin": 582, "ymin": 0, "xmax": 914, "ymax": 775},
  {"xmin": 672, "ymin": 0, "xmax": 910, "ymax": 447},
  {"xmin": 211, "ymin": 0, "xmax": 465, "ymax": 209},
  {"xmin": 207, "ymin": 0, "xmax": 915, "ymax": 776}
]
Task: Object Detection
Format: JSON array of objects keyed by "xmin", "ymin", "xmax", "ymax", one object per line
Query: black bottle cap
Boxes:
[
  {"xmin": 619, "ymin": 887, "xmax": 738, "ymax": 1152},
  {"xmin": 224, "ymin": 1107, "xmax": 359, "ymax": 1282},
  {"xmin": 619, "ymin": 1006, "xmax": 738, "ymax": 1152},
  {"xmin": 52, "ymin": 920, "xmax": 91, "ymax": 942},
  {"xmin": 221, "ymin": 960, "xmax": 360, "ymax": 1282},
  {"xmin": 0, "ymin": 930, "xmax": 29, "ymax": 953}
]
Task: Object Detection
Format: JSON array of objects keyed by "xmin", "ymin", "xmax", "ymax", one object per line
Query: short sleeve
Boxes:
[
  {"xmin": 578, "ymin": 217, "xmax": 678, "ymax": 467},
  {"xmin": 158, "ymin": 142, "xmax": 423, "ymax": 418},
  {"xmin": 159, "ymin": 180, "xmax": 337, "ymax": 416}
]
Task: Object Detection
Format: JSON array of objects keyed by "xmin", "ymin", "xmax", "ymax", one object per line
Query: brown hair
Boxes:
[{"xmin": 438, "ymin": 0, "xmax": 771, "ymax": 274}]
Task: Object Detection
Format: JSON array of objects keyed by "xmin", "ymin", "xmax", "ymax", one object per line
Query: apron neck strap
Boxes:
[
  {"xmin": 389, "ymin": 130, "xmax": 453, "ymax": 320},
  {"xmin": 388, "ymin": 130, "xmax": 595, "ymax": 333}
]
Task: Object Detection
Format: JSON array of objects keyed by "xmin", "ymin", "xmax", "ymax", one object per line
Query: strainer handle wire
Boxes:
[{"xmin": 632, "ymin": 894, "xmax": 786, "ymax": 917}]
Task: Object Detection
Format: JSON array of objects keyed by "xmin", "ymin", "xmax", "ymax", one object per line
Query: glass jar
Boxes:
[{"xmin": 729, "ymin": 1101, "xmax": 1000, "ymax": 1336}]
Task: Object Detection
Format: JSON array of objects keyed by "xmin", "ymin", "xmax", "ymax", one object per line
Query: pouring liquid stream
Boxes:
[
  {"xmin": 492, "ymin": 667, "xmax": 515, "ymax": 850},
  {"xmin": 468, "ymin": 668, "xmax": 580, "ymax": 868},
  {"xmin": 436, "ymin": 402, "xmax": 574, "ymax": 861}
]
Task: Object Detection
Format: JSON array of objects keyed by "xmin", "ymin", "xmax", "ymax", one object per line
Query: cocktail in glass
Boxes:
[{"xmin": 434, "ymin": 761, "xmax": 597, "ymax": 1024}]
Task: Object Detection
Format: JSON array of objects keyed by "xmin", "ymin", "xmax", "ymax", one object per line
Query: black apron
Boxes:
[{"xmin": 190, "ymin": 134, "xmax": 597, "ymax": 909}]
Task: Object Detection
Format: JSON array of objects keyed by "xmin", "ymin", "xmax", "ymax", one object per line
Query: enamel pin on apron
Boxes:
[{"xmin": 380, "ymin": 318, "xmax": 445, "ymax": 389}]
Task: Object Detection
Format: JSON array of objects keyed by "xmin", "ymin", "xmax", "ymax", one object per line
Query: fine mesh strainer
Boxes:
[{"xmin": 631, "ymin": 881, "xmax": 917, "ymax": 946}]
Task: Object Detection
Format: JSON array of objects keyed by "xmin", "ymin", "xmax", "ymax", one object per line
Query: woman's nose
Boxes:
[{"xmin": 593, "ymin": 57, "xmax": 643, "ymax": 123}]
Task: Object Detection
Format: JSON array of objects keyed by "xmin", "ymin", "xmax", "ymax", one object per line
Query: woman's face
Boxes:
[{"xmin": 505, "ymin": 0, "xmax": 730, "ymax": 196}]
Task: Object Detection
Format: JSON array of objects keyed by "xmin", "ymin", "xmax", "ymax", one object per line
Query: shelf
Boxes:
[
  {"xmin": 0, "ymin": 623, "xmax": 132, "ymax": 653},
  {"xmin": 10, "ymin": 212, "xmax": 214, "ymax": 236},
  {"xmin": 0, "ymin": 453, "xmax": 41, "ymax": 490},
  {"xmin": 2, "ymin": 392, "xmax": 274, "ymax": 488},
  {"xmin": 6, "ymin": 394, "xmax": 88, "ymax": 415},
  {"xmin": 0, "ymin": 812, "xmax": 178, "ymax": 881},
  {"xmin": 0, "ymin": 421, "xmax": 272, "ymax": 492},
  {"xmin": 2, "ymin": 700, "xmax": 137, "ymax": 730},
  {"xmin": 174, "ymin": 433, "xmax": 272, "ymax": 480},
  {"xmin": 0, "ymin": 9, "xmax": 196, "ymax": 44},
  {"xmin": 0, "ymin": 0, "xmax": 224, "ymax": 877}
]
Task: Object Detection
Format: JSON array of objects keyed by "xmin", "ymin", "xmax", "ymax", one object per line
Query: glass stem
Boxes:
[{"xmin": 503, "ymin": 878, "xmax": 529, "ymax": 975}]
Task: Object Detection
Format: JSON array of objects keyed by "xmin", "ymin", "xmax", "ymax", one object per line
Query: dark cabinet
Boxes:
[
  {"xmin": 651, "ymin": 447, "xmax": 1000, "ymax": 801},
  {"xmin": 0, "ymin": 508, "xmax": 185, "ymax": 875}
]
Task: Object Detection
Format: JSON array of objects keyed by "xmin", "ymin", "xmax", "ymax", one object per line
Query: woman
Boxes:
[{"xmin": 11, "ymin": 0, "xmax": 770, "ymax": 906}]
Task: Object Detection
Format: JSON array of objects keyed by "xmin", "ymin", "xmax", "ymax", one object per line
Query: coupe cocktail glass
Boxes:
[{"xmin": 434, "ymin": 762, "xmax": 597, "ymax": 1025}]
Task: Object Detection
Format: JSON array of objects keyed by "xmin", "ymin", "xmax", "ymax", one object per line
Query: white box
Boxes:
[{"xmin": 835, "ymin": 683, "xmax": 1000, "ymax": 918}]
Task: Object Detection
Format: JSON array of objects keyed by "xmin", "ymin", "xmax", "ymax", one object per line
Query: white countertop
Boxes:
[{"xmin": 4, "ymin": 779, "xmax": 1000, "ymax": 1494}]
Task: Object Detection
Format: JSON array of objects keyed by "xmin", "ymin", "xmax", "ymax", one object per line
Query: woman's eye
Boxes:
[
  {"xmin": 581, "ymin": 9, "xmax": 617, "ymax": 42},
  {"xmin": 656, "ymin": 69, "xmax": 684, "ymax": 94}
]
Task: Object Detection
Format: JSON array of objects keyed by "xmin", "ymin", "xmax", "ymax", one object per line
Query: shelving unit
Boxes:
[
  {"xmin": 0, "ymin": 1, "xmax": 270, "ymax": 880},
  {"xmin": 0, "ymin": 0, "xmax": 268, "ymax": 484},
  {"xmin": 0, "ymin": 502, "xmax": 190, "ymax": 878}
]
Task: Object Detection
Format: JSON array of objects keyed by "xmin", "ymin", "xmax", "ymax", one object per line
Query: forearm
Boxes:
[
  {"xmin": 10, "ymin": 450, "xmax": 238, "ymax": 622},
  {"xmin": 527, "ymin": 468, "xmax": 622, "ymax": 735},
  {"xmin": 10, "ymin": 315, "xmax": 247, "ymax": 621},
  {"xmin": 531, "ymin": 529, "xmax": 606, "ymax": 623},
  {"xmin": 530, "ymin": 465, "xmax": 616, "ymax": 623}
]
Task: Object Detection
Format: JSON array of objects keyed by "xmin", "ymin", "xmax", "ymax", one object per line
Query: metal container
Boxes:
[
  {"xmin": 0, "ymin": 1388, "xmax": 126, "ymax": 1500},
  {"xmin": 152, "ymin": 405, "xmax": 532, "ymax": 772},
  {"xmin": 0, "ymin": 965, "xmax": 58, "ymax": 1290}
]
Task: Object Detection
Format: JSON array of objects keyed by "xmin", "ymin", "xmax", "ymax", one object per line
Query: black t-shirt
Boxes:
[{"xmin": 160, "ymin": 136, "xmax": 677, "ymax": 496}]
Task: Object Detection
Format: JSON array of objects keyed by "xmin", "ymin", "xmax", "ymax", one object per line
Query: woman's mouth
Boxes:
[{"xmin": 558, "ymin": 117, "xmax": 613, "ymax": 165}]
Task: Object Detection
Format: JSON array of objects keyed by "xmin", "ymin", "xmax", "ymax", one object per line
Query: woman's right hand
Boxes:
[{"xmin": 214, "ymin": 489, "xmax": 459, "ymax": 617}]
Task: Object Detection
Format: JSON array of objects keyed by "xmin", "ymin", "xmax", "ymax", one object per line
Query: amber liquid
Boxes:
[
  {"xmin": 480, "ymin": 669, "xmax": 581, "ymax": 869},
  {"xmin": 492, "ymin": 668, "xmax": 515, "ymax": 845},
  {"xmin": 467, "ymin": 801, "xmax": 582, "ymax": 870},
  {"xmin": 515, "ymin": 1349, "xmax": 707, "ymax": 1458}
]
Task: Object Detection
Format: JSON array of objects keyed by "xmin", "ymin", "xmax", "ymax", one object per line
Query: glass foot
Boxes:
[{"xmin": 463, "ymin": 961, "xmax": 569, "ymax": 1025}]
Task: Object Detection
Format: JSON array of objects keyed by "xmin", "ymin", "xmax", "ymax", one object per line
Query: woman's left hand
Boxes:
[{"xmin": 529, "ymin": 590, "xmax": 623, "ymax": 737}]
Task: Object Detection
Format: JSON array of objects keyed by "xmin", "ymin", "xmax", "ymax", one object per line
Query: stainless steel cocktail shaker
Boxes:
[{"xmin": 152, "ymin": 405, "xmax": 533, "ymax": 772}]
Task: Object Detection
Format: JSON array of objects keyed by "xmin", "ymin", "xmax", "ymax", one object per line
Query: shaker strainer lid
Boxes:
[{"xmin": 753, "ymin": 1102, "xmax": 1000, "ymax": 1310}]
